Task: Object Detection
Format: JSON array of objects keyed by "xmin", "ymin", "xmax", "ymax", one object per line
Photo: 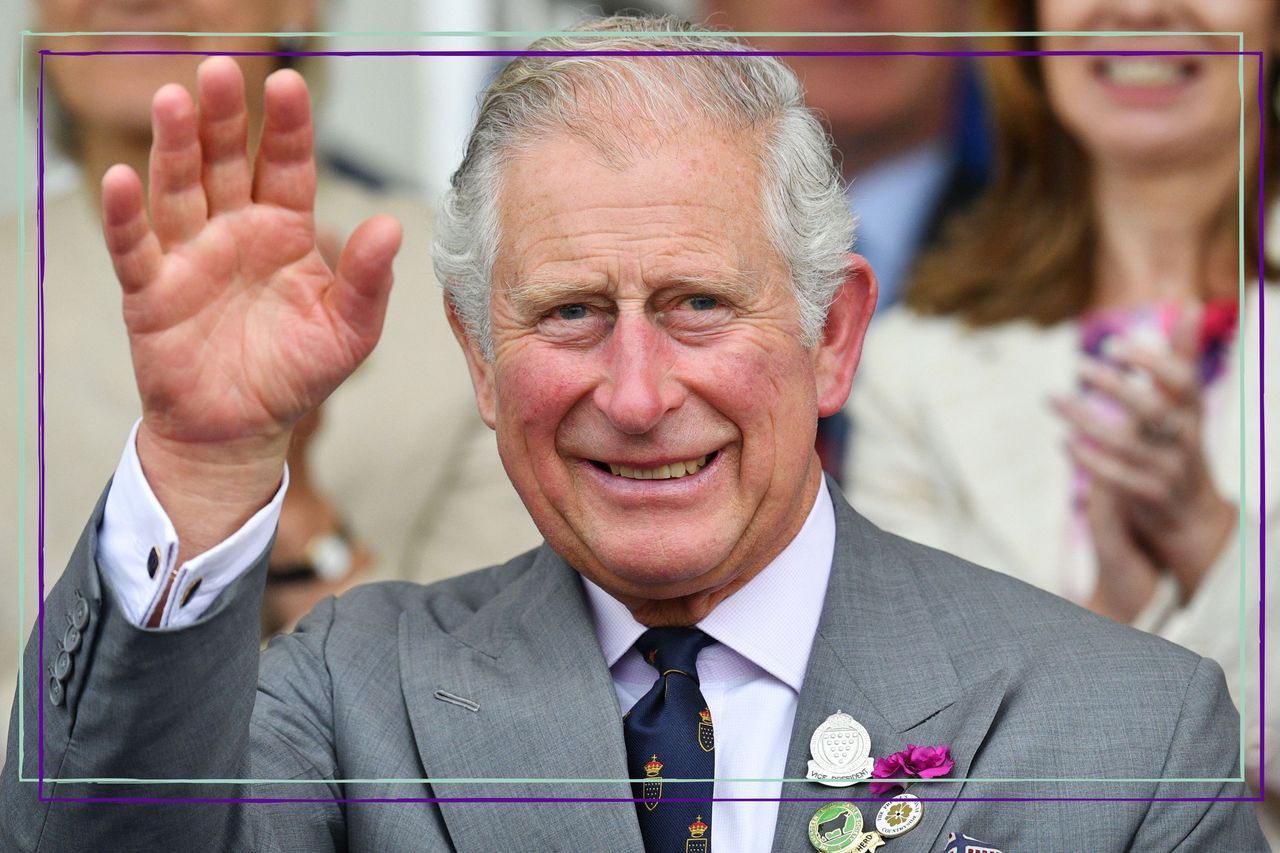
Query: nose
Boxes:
[
  {"xmin": 1103, "ymin": 0, "xmax": 1174, "ymax": 27},
  {"xmin": 593, "ymin": 313, "xmax": 684, "ymax": 435}
]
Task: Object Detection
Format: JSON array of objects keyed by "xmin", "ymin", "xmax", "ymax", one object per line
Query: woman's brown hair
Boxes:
[{"xmin": 906, "ymin": 0, "xmax": 1280, "ymax": 327}]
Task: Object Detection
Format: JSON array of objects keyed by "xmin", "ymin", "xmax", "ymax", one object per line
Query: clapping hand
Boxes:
[
  {"xmin": 100, "ymin": 57, "xmax": 401, "ymax": 564},
  {"xmin": 1053, "ymin": 307, "xmax": 1236, "ymax": 608}
]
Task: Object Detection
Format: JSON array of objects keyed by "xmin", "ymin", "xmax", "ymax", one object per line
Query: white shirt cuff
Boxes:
[{"xmin": 98, "ymin": 420, "xmax": 289, "ymax": 628}]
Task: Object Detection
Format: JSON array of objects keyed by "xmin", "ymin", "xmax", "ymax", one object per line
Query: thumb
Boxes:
[{"xmin": 330, "ymin": 214, "xmax": 402, "ymax": 355}]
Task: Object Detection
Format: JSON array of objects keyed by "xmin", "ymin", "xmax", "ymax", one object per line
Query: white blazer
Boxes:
[{"xmin": 844, "ymin": 286, "xmax": 1278, "ymax": 834}]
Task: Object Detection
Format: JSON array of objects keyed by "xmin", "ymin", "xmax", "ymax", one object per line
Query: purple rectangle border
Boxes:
[{"xmin": 30, "ymin": 46, "xmax": 1269, "ymax": 804}]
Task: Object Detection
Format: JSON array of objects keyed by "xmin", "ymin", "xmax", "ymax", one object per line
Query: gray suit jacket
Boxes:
[{"xmin": 3, "ymin": 484, "xmax": 1265, "ymax": 851}]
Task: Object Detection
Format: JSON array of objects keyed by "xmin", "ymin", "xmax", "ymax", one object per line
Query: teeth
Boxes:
[
  {"xmin": 1102, "ymin": 60, "xmax": 1187, "ymax": 86},
  {"xmin": 608, "ymin": 455, "xmax": 709, "ymax": 481}
]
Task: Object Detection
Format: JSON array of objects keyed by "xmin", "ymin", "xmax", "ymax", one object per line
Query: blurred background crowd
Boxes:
[{"xmin": 2, "ymin": 0, "xmax": 1275, "ymax": 845}]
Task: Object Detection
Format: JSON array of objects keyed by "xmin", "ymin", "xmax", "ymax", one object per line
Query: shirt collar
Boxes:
[{"xmin": 582, "ymin": 477, "xmax": 836, "ymax": 693}]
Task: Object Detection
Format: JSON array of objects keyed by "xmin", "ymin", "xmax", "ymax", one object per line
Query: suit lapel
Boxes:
[
  {"xmin": 399, "ymin": 547, "xmax": 643, "ymax": 851},
  {"xmin": 771, "ymin": 490, "xmax": 1009, "ymax": 853}
]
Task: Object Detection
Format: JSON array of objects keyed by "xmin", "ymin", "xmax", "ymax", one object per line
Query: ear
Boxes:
[
  {"xmin": 814, "ymin": 254, "xmax": 877, "ymax": 417},
  {"xmin": 444, "ymin": 293, "xmax": 498, "ymax": 430}
]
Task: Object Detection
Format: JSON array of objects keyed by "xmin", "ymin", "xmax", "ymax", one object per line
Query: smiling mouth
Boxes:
[
  {"xmin": 1095, "ymin": 58, "xmax": 1196, "ymax": 87},
  {"xmin": 589, "ymin": 451, "xmax": 718, "ymax": 481}
]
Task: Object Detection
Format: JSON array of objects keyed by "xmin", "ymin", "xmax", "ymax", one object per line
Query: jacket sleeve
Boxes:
[
  {"xmin": 1, "ymin": 487, "xmax": 345, "ymax": 853},
  {"xmin": 1127, "ymin": 655, "xmax": 1267, "ymax": 850}
]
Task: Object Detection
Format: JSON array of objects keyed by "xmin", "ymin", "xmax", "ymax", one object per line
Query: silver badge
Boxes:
[
  {"xmin": 875, "ymin": 793, "xmax": 923, "ymax": 837},
  {"xmin": 806, "ymin": 710, "xmax": 874, "ymax": 787}
]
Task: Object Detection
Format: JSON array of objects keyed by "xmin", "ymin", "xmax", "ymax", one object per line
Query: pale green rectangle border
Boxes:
[{"xmin": 15, "ymin": 24, "xmax": 1259, "ymax": 783}]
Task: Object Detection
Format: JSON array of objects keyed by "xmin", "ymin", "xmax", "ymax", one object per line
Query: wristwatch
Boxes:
[{"xmin": 267, "ymin": 522, "xmax": 355, "ymax": 584}]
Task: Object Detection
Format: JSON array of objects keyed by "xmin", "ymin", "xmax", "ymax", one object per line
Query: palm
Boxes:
[
  {"xmin": 102, "ymin": 58, "xmax": 400, "ymax": 449},
  {"xmin": 127, "ymin": 205, "xmax": 350, "ymax": 443}
]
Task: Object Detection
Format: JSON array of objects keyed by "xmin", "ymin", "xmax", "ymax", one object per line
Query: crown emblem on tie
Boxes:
[
  {"xmin": 685, "ymin": 815, "xmax": 711, "ymax": 852},
  {"xmin": 697, "ymin": 707, "xmax": 715, "ymax": 753},
  {"xmin": 641, "ymin": 755, "xmax": 664, "ymax": 811}
]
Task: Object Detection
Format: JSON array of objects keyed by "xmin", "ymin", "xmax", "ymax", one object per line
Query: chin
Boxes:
[{"xmin": 585, "ymin": 536, "xmax": 738, "ymax": 597}]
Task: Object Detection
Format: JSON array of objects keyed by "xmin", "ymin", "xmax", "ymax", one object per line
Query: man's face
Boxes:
[{"xmin": 453, "ymin": 124, "xmax": 871, "ymax": 619}]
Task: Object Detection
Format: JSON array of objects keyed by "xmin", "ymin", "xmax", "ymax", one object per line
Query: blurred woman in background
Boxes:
[{"xmin": 845, "ymin": 0, "xmax": 1277, "ymax": 838}]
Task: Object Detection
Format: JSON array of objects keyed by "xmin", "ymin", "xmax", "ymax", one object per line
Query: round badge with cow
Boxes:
[{"xmin": 807, "ymin": 801, "xmax": 863, "ymax": 852}]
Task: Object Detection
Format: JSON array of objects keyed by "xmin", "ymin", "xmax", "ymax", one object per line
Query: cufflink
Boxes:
[{"xmin": 179, "ymin": 577, "xmax": 203, "ymax": 608}]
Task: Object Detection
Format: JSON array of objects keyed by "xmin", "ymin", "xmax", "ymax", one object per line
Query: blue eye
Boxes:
[
  {"xmin": 555, "ymin": 304, "xmax": 589, "ymax": 321},
  {"xmin": 687, "ymin": 295, "xmax": 719, "ymax": 311}
]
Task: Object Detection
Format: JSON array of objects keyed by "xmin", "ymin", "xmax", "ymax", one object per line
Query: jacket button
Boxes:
[
  {"xmin": 147, "ymin": 547, "xmax": 160, "ymax": 578},
  {"xmin": 47, "ymin": 674, "xmax": 64, "ymax": 707},
  {"xmin": 71, "ymin": 595, "xmax": 90, "ymax": 630},
  {"xmin": 53, "ymin": 649, "xmax": 73, "ymax": 682},
  {"xmin": 62, "ymin": 624, "xmax": 82, "ymax": 654}
]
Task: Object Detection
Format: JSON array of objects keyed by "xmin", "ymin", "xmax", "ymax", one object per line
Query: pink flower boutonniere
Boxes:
[{"xmin": 869, "ymin": 744, "xmax": 954, "ymax": 796}]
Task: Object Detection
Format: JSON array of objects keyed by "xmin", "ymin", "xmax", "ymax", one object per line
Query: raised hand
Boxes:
[{"xmin": 100, "ymin": 57, "xmax": 401, "ymax": 562}]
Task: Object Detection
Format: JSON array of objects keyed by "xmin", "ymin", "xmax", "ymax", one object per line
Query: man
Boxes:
[{"xmin": 2, "ymin": 17, "xmax": 1264, "ymax": 852}]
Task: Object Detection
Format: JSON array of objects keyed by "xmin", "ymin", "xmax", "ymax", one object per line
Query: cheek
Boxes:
[
  {"xmin": 697, "ymin": 339, "xmax": 817, "ymax": 445},
  {"xmin": 494, "ymin": 347, "xmax": 589, "ymax": 435}
]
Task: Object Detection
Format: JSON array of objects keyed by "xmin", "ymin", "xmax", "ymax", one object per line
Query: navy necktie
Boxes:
[{"xmin": 623, "ymin": 627, "xmax": 716, "ymax": 852}]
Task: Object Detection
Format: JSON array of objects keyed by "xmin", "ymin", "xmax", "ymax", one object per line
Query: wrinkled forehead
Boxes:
[{"xmin": 491, "ymin": 123, "xmax": 778, "ymax": 293}]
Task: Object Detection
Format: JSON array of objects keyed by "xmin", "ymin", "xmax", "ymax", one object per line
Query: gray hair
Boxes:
[{"xmin": 432, "ymin": 14, "xmax": 855, "ymax": 357}]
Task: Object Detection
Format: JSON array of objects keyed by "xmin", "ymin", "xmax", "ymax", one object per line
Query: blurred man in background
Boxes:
[{"xmin": 701, "ymin": 0, "xmax": 990, "ymax": 479}]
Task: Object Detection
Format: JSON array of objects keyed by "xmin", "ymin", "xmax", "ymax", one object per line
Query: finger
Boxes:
[
  {"xmin": 1079, "ymin": 355, "xmax": 1165, "ymax": 420},
  {"xmin": 1053, "ymin": 396, "xmax": 1148, "ymax": 466},
  {"xmin": 197, "ymin": 57, "xmax": 252, "ymax": 216},
  {"xmin": 1110, "ymin": 339, "xmax": 1198, "ymax": 404},
  {"xmin": 148, "ymin": 83, "xmax": 208, "ymax": 247},
  {"xmin": 329, "ymin": 215, "xmax": 402, "ymax": 354},
  {"xmin": 101, "ymin": 164, "xmax": 163, "ymax": 294},
  {"xmin": 1053, "ymin": 394, "xmax": 1192, "ymax": 494},
  {"xmin": 1067, "ymin": 436, "xmax": 1165, "ymax": 503},
  {"xmin": 252, "ymin": 69, "xmax": 316, "ymax": 213}
]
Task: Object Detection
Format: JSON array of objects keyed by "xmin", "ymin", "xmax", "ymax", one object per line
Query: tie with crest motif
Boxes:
[{"xmin": 623, "ymin": 627, "xmax": 716, "ymax": 852}]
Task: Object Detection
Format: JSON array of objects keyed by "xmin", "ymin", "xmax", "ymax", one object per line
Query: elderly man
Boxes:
[{"xmin": 2, "ymin": 17, "xmax": 1264, "ymax": 852}]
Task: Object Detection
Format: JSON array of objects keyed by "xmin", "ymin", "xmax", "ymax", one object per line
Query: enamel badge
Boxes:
[
  {"xmin": 849, "ymin": 832, "xmax": 886, "ymax": 852},
  {"xmin": 807, "ymin": 802, "xmax": 864, "ymax": 852},
  {"xmin": 875, "ymin": 793, "xmax": 923, "ymax": 838},
  {"xmin": 943, "ymin": 832, "xmax": 1004, "ymax": 853},
  {"xmin": 806, "ymin": 710, "xmax": 874, "ymax": 786}
]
